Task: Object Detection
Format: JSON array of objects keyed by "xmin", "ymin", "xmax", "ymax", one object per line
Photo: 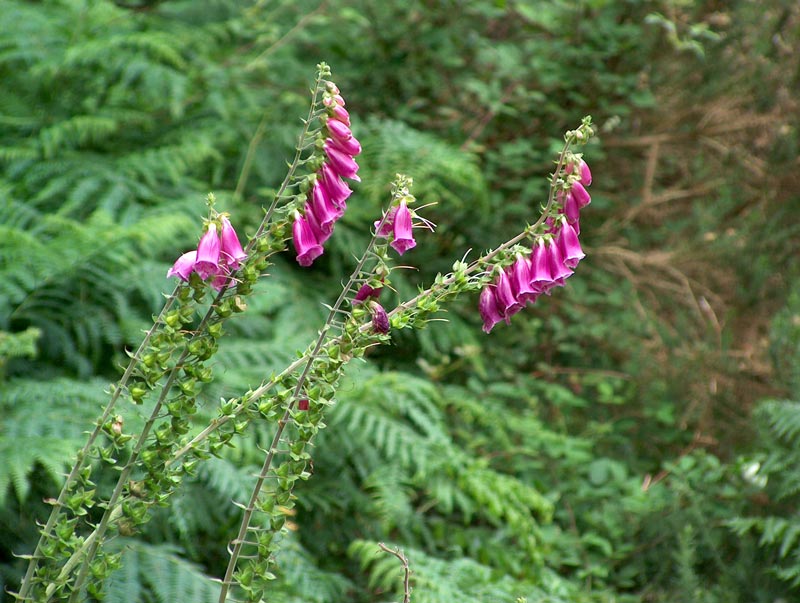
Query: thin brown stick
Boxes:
[{"xmin": 377, "ymin": 543, "xmax": 412, "ymax": 603}]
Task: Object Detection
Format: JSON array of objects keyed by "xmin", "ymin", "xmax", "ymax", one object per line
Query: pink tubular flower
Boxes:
[
  {"xmin": 167, "ymin": 250, "xmax": 197, "ymax": 281},
  {"xmin": 292, "ymin": 212, "xmax": 324, "ymax": 267},
  {"xmin": 328, "ymin": 134, "xmax": 362, "ymax": 157},
  {"xmin": 529, "ymin": 239, "xmax": 555, "ymax": 293},
  {"xmin": 571, "ymin": 181, "xmax": 591, "ymax": 208},
  {"xmin": 374, "ymin": 206, "xmax": 399, "ymax": 237},
  {"xmin": 547, "ymin": 238, "xmax": 573, "ymax": 285},
  {"xmin": 324, "ymin": 140, "xmax": 361, "ymax": 181},
  {"xmin": 220, "ymin": 216, "xmax": 247, "ymax": 269},
  {"xmin": 493, "ymin": 270, "xmax": 521, "ymax": 320},
  {"xmin": 479, "ymin": 286, "xmax": 504, "ymax": 333},
  {"xmin": 319, "ymin": 163, "xmax": 353, "ymax": 208},
  {"xmin": 390, "ymin": 201, "xmax": 416, "ymax": 255},
  {"xmin": 508, "ymin": 255, "xmax": 538, "ymax": 303},
  {"xmin": 331, "ymin": 104, "xmax": 350, "ymax": 126},
  {"xmin": 309, "ymin": 181, "xmax": 342, "ymax": 232},
  {"xmin": 558, "ymin": 219, "xmax": 585, "ymax": 269},
  {"xmin": 326, "ymin": 119, "xmax": 353, "ymax": 143},
  {"xmin": 194, "ymin": 223, "xmax": 221, "ymax": 279}
]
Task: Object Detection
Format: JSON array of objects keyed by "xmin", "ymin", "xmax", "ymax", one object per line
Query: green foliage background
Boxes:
[{"xmin": 1, "ymin": 0, "xmax": 799, "ymax": 601}]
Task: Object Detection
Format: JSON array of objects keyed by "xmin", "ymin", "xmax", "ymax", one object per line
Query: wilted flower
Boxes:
[{"xmin": 370, "ymin": 302, "xmax": 390, "ymax": 334}]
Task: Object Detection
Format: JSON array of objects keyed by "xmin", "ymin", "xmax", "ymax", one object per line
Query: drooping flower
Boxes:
[
  {"xmin": 529, "ymin": 239, "xmax": 555, "ymax": 293},
  {"xmin": 494, "ymin": 270, "xmax": 521, "ymax": 319},
  {"xmin": 508, "ymin": 255, "xmax": 538, "ymax": 303},
  {"xmin": 220, "ymin": 216, "xmax": 247, "ymax": 269},
  {"xmin": 167, "ymin": 250, "xmax": 198, "ymax": 281},
  {"xmin": 479, "ymin": 286, "xmax": 504, "ymax": 333},
  {"xmin": 547, "ymin": 238, "xmax": 574, "ymax": 286},
  {"xmin": 319, "ymin": 163, "xmax": 353, "ymax": 208},
  {"xmin": 390, "ymin": 200, "xmax": 416, "ymax": 255},
  {"xmin": 194, "ymin": 223, "xmax": 221, "ymax": 279},
  {"xmin": 570, "ymin": 181, "xmax": 591, "ymax": 208},
  {"xmin": 292, "ymin": 212, "xmax": 324, "ymax": 267},
  {"xmin": 324, "ymin": 139, "xmax": 361, "ymax": 181},
  {"xmin": 374, "ymin": 206, "xmax": 399, "ymax": 237},
  {"xmin": 557, "ymin": 219, "xmax": 585, "ymax": 269}
]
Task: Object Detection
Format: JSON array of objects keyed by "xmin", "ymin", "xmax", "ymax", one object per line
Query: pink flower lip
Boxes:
[{"xmin": 167, "ymin": 250, "xmax": 197, "ymax": 281}]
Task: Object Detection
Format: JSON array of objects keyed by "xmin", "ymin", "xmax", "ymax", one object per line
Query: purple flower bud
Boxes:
[
  {"xmin": 571, "ymin": 181, "xmax": 591, "ymax": 208},
  {"xmin": 354, "ymin": 283, "xmax": 382, "ymax": 304},
  {"xmin": 479, "ymin": 286, "xmax": 504, "ymax": 333},
  {"xmin": 319, "ymin": 163, "xmax": 353, "ymax": 208},
  {"xmin": 220, "ymin": 216, "xmax": 247, "ymax": 270},
  {"xmin": 529, "ymin": 239, "xmax": 554, "ymax": 293},
  {"xmin": 167, "ymin": 250, "xmax": 197, "ymax": 281},
  {"xmin": 331, "ymin": 104, "xmax": 350, "ymax": 126},
  {"xmin": 194, "ymin": 223, "xmax": 221, "ymax": 279},
  {"xmin": 324, "ymin": 140, "xmax": 361, "ymax": 181},
  {"xmin": 390, "ymin": 200, "xmax": 416, "ymax": 255},
  {"xmin": 580, "ymin": 160, "xmax": 592, "ymax": 186},
  {"xmin": 371, "ymin": 303, "xmax": 390, "ymax": 334},
  {"xmin": 558, "ymin": 219, "xmax": 585, "ymax": 269},
  {"xmin": 292, "ymin": 213, "xmax": 324, "ymax": 267}
]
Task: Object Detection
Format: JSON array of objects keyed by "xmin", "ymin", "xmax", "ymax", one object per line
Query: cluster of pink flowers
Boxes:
[
  {"xmin": 479, "ymin": 158, "xmax": 593, "ymax": 333},
  {"xmin": 293, "ymin": 84, "xmax": 362, "ymax": 266},
  {"xmin": 167, "ymin": 216, "xmax": 247, "ymax": 290}
]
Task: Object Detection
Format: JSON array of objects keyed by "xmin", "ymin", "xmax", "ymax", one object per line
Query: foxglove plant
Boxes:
[{"xmin": 15, "ymin": 60, "xmax": 594, "ymax": 603}]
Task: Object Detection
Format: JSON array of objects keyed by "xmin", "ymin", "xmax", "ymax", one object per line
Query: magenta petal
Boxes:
[
  {"xmin": 324, "ymin": 140, "xmax": 361, "ymax": 181},
  {"xmin": 530, "ymin": 239, "xmax": 554, "ymax": 292},
  {"xmin": 494, "ymin": 270, "xmax": 520, "ymax": 320},
  {"xmin": 509, "ymin": 255, "xmax": 537, "ymax": 300},
  {"xmin": 390, "ymin": 201, "xmax": 416, "ymax": 255},
  {"xmin": 326, "ymin": 119, "xmax": 352, "ymax": 142},
  {"xmin": 305, "ymin": 202, "xmax": 333, "ymax": 245},
  {"xmin": 547, "ymin": 238, "xmax": 574, "ymax": 283},
  {"xmin": 374, "ymin": 206, "xmax": 398, "ymax": 237},
  {"xmin": 328, "ymin": 134, "xmax": 362, "ymax": 157},
  {"xmin": 194, "ymin": 223, "xmax": 221, "ymax": 279},
  {"xmin": 558, "ymin": 220, "xmax": 585, "ymax": 269},
  {"xmin": 571, "ymin": 181, "xmax": 591, "ymax": 208},
  {"xmin": 167, "ymin": 250, "xmax": 197, "ymax": 281},
  {"xmin": 479, "ymin": 286, "xmax": 504, "ymax": 333},
  {"xmin": 310, "ymin": 181, "xmax": 343, "ymax": 229},
  {"xmin": 330, "ymin": 104, "xmax": 350, "ymax": 126},
  {"xmin": 580, "ymin": 160, "xmax": 592, "ymax": 186},
  {"xmin": 220, "ymin": 216, "xmax": 247, "ymax": 269},
  {"xmin": 319, "ymin": 163, "xmax": 353, "ymax": 207},
  {"xmin": 563, "ymin": 191, "xmax": 581, "ymax": 223},
  {"xmin": 292, "ymin": 214, "xmax": 324, "ymax": 267}
]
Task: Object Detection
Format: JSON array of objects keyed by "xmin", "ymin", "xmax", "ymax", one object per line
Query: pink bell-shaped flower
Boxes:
[
  {"xmin": 547, "ymin": 238, "xmax": 574, "ymax": 285},
  {"xmin": 508, "ymin": 255, "xmax": 538, "ymax": 304},
  {"xmin": 390, "ymin": 200, "xmax": 416, "ymax": 255},
  {"xmin": 558, "ymin": 219, "xmax": 585, "ymax": 269},
  {"xmin": 324, "ymin": 140, "xmax": 361, "ymax": 181},
  {"xmin": 319, "ymin": 163, "xmax": 353, "ymax": 208},
  {"xmin": 479, "ymin": 286, "xmax": 504, "ymax": 333},
  {"xmin": 220, "ymin": 216, "xmax": 247, "ymax": 269},
  {"xmin": 167, "ymin": 250, "xmax": 197, "ymax": 281},
  {"xmin": 529, "ymin": 239, "xmax": 555, "ymax": 293},
  {"xmin": 194, "ymin": 223, "xmax": 221, "ymax": 279},
  {"xmin": 292, "ymin": 212, "xmax": 324, "ymax": 267},
  {"xmin": 571, "ymin": 181, "xmax": 591, "ymax": 208},
  {"xmin": 493, "ymin": 270, "xmax": 521, "ymax": 320}
]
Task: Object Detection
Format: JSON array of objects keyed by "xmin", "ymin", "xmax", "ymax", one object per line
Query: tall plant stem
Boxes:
[{"xmin": 17, "ymin": 287, "xmax": 180, "ymax": 601}]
